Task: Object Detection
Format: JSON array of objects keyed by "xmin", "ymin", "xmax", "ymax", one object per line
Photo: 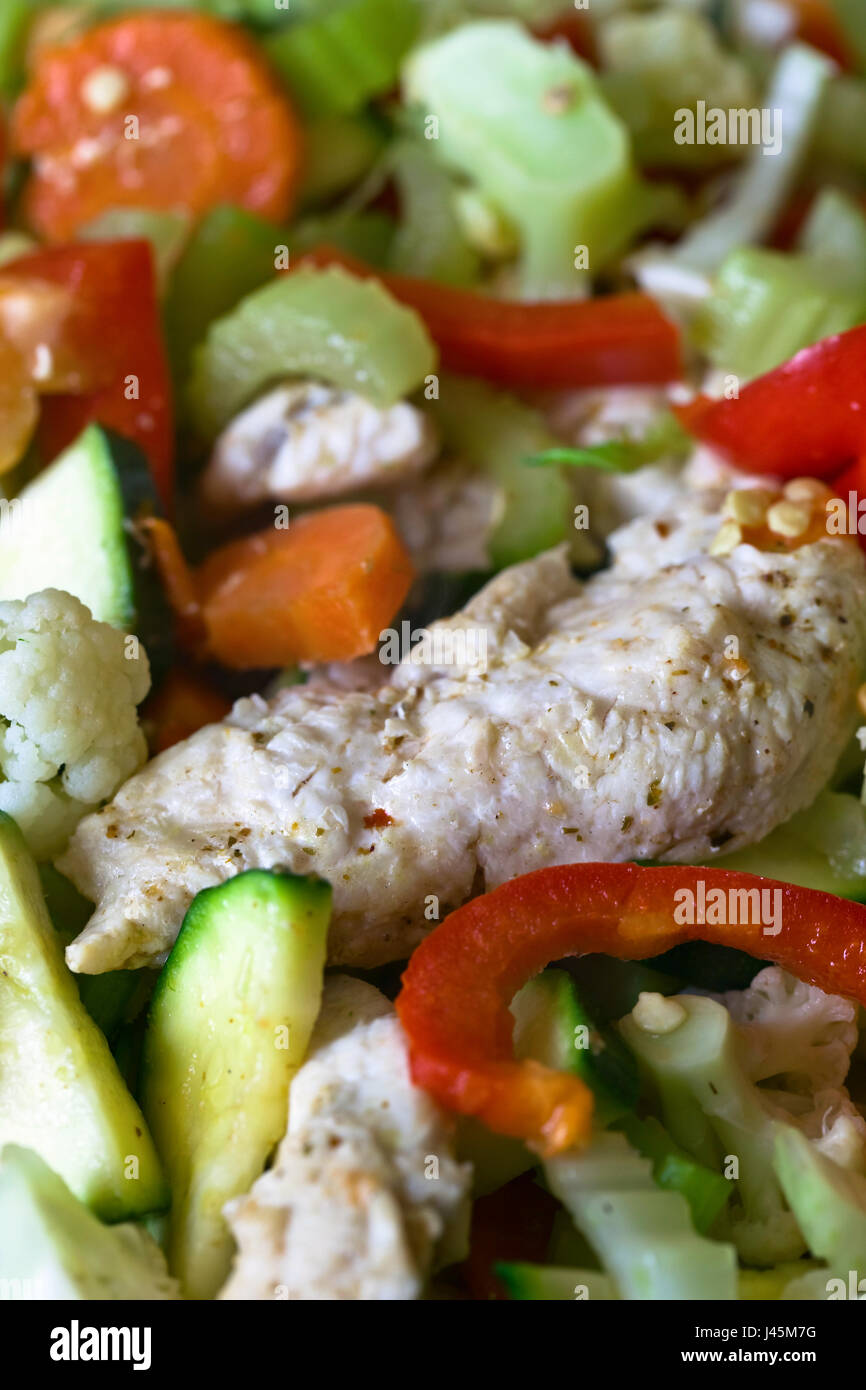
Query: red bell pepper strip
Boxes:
[
  {"xmin": 676, "ymin": 324, "xmax": 866, "ymax": 479},
  {"xmin": 297, "ymin": 245, "xmax": 682, "ymax": 390},
  {"xmin": 5, "ymin": 240, "xmax": 174, "ymax": 509},
  {"xmin": 396, "ymin": 863, "xmax": 866, "ymax": 1157},
  {"xmin": 778, "ymin": 0, "xmax": 855, "ymax": 69}
]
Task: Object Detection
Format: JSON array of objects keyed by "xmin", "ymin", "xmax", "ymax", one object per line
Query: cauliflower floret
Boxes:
[
  {"xmin": 717, "ymin": 966, "xmax": 866, "ymax": 1173},
  {"xmin": 0, "ymin": 589, "xmax": 150, "ymax": 859}
]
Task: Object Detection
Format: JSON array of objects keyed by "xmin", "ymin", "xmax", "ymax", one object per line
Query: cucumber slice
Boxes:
[
  {"xmin": 511, "ymin": 968, "xmax": 639, "ymax": 1125},
  {"xmin": 0, "ymin": 814, "xmax": 167, "ymax": 1221},
  {"xmin": 140, "ymin": 870, "xmax": 332, "ymax": 1300},
  {"xmin": 0, "ymin": 1146, "xmax": 179, "ymax": 1301},
  {"xmin": 0, "ymin": 423, "xmax": 172, "ymax": 673}
]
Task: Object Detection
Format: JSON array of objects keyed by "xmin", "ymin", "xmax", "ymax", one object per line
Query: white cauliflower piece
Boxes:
[
  {"xmin": 0, "ymin": 589, "xmax": 150, "ymax": 859},
  {"xmin": 718, "ymin": 966, "xmax": 866, "ymax": 1173},
  {"xmin": 719, "ymin": 966, "xmax": 858, "ymax": 1093}
]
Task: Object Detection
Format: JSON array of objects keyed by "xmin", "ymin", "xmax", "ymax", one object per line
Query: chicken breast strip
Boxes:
[
  {"xmin": 219, "ymin": 976, "xmax": 470, "ymax": 1300},
  {"xmin": 59, "ymin": 482, "xmax": 866, "ymax": 973}
]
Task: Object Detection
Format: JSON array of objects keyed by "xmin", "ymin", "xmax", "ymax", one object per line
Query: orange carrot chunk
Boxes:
[
  {"xmin": 197, "ymin": 504, "xmax": 414, "ymax": 669},
  {"xmin": 12, "ymin": 12, "xmax": 302, "ymax": 241}
]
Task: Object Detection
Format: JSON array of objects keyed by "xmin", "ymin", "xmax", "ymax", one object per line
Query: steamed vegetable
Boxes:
[
  {"xmin": 428, "ymin": 376, "xmax": 572, "ymax": 568},
  {"xmin": 712, "ymin": 791, "xmax": 866, "ymax": 902},
  {"xmin": 300, "ymin": 244, "xmax": 682, "ymax": 389},
  {"xmin": 619, "ymin": 993, "xmax": 805, "ymax": 1266},
  {"xmin": 395, "ymin": 864, "xmax": 866, "ymax": 1156},
  {"xmin": 387, "ymin": 140, "xmax": 481, "ymax": 287},
  {"xmin": 0, "ymin": 590, "xmax": 150, "ymax": 859},
  {"xmin": 598, "ymin": 8, "xmax": 758, "ymax": 170},
  {"xmin": 615, "ymin": 1114, "xmax": 731, "ymax": 1236},
  {"xmin": 265, "ymin": 0, "xmax": 419, "ymax": 118},
  {"xmin": 403, "ymin": 20, "xmax": 639, "ymax": 296},
  {"xmin": 544, "ymin": 1132, "xmax": 738, "ymax": 1298},
  {"xmin": 12, "ymin": 11, "xmax": 303, "ymax": 241},
  {"xmin": 0, "ymin": 815, "xmax": 166, "ymax": 1220},
  {"xmin": 0, "ymin": 1146, "xmax": 178, "ymax": 1301},
  {"xmin": 4, "ymin": 240, "xmax": 174, "ymax": 508},
  {"xmin": 677, "ymin": 321, "xmax": 866, "ymax": 477},
  {"xmin": 141, "ymin": 870, "xmax": 331, "ymax": 1299},
  {"xmin": 146, "ymin": 502, "xmax": 414, "ymax": 670},
  {"xmin": 188, "ymin": 266, "xmax": 437, "ymax": 437},
  {"xmin": 696, "ymin": 246, "xmax": 866, "ymax": 380}
]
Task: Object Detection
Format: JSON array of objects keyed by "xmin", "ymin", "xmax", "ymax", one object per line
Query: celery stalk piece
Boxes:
[
  {"xmin": 673, "ymin": 43, "xmax": 833, "ymax": 274},
  {"xmin": 544, "ymin": 1132, "xmax": 739, "ymax": 1300},
  {"xmin": 387, "ymin": 140, "xmax": 481, "ymax": 287},
  {"xmin": 188, "ymin": 266, "xmax": 437, "ymax": 438},
  {"xmin": 619, "ymin": 993, "xmax": 806, "ymax": 1267},
  {"xmin": 598, "ymin": 8, "xmax": 758, "ymax": 170},
  {"xmin": 403, "ymin": 20, "xmax": 639, "ymax": 298},
  {"xmin": 80, "ymin": 209, "xmax": 191, "ymax": 294},
  {"xmin": 773, "ymin": 1123, "xmax": 866, "ymax": 1271},
  {"xmin": 265, "ymin": 0, "xmax": 420, "ymax": 118},
  {"xmin": 297, "ymin": 113, "xmax": 388, "ymax": 210},
  {"xmin": 695, "ymin": 246, "xmax": 866, "ymax": 380},
  {"xmin": 428, "ymin": 376, "xmax": 572, "ymax": 569},
  {"xmin": 165, "ymin": 204, "xmax": 283, "ymax": 387},
  {"xmin": 797, "ymin": 188, "xmax": 866, "ymax": 294}
]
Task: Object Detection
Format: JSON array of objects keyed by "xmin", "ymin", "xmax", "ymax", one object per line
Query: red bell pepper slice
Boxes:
[
  {"xmin": 676, "ymin": 324, "xmax": 866, "ymax": 479},
  {"xmin": 396, "ymin": 863, "xmax": 866, "ymax": 1157},
  {"xmin": 5, "ymin": 240, "xmax": 174, "ymax": 509},
  {"xmin": 297, "ymin": 245, "xmax": 682, "ymax": 390}
]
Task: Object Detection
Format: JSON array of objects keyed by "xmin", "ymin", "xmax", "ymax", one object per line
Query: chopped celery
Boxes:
[
  {"xmin": 773, "ymin": 1123, "xmax": 866, "ymax": 1272},
  {"xmin": 292, "ymin": 209, "xmax": 395, "ymax": 267},
  {"xmin": 544, "ymin": 1132, "xmax": 738, "ymax": 1299},
  {"xmin": 403, "ymin": 20, "xmax": 639, "ymax": 297},
  {"xmin": 598, "ymin": 8, "xmax": 758, "ymax": 169},
  {"xmin": 80, "ymin": 209, "xmax": 191, "ymax": 294},
  {"xmin": 297, "ymin": 113, "xmax": 387, "ymax": 209},
  {"xmin": 512, "ymin": 969, "xmax": 639, "ymax": 1126},
  {"xmin": 496, "ymin": 1262, "xmax": 618, "ymax": 1300},
  {"xmin": 455, "ymin": 1116, "xmax": 532, "ymax": 1197},
  {"xmin": 165, "ymin": 205, "xmax": 282, "ymax": 386},
  {"xmin": 387, "ymin": 140, "xmax": 481, "ymax": 286},
  {"xmin": 427, "ymin": 376, "xmax": 572, "ymax": 568},
  {"xmin": 614, "ymin": 1113, "xmax": 731, "ymax": 1235},
  {"xmin": 710, "ymin": 791, "xmax": 866, "ymax": 902},
  {"xmin": 527, "ymin": 412, "xmax": 690, "ymax": 474},
  {"xmin": 673, "ymin": 43, "xmax": 833, "ymax": 274},
  {"xmin": 797, "ymin": 187, "xmax": 866, "ymax": 293},
  {"xmin": 188, "ymin": 266, "xmax": 437, "ymax": 437},
  {"xmin": 619, "ymin": 993, "xmax": 805, "ymax": 1266},
  {"xmin": 696, "ymin": 245, "xmax": 866, "ymax": 379},
  {"xmin": 265, "ymin": 0, "xmax": 420, "ymax": 118}
]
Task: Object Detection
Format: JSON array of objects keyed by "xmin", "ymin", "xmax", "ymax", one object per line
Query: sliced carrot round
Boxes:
[
  {"xmin": 12, "ymin": 12, "xmax": 302, "ymax": 241},
  {"xmin": 197, "ymin": 504, "xmax": 414, "ymax": 669}
]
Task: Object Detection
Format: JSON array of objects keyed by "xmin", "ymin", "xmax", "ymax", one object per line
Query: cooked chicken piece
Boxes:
[
  {"xmin": 60, "ymin": 482, "xmax": 866, "ymax": 973},
  {"xmin": 220, "ymin": 976, "xmax": 470, "ymax": 1301},
  {"xmin": 199, "ymin": 380, "xmax": 439, "ymax": 515}
]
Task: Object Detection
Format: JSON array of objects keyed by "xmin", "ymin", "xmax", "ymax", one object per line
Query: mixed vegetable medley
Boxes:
[{"xmin": 5, "ymin": 0, "xmax": 866, "ymax": 1304}]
